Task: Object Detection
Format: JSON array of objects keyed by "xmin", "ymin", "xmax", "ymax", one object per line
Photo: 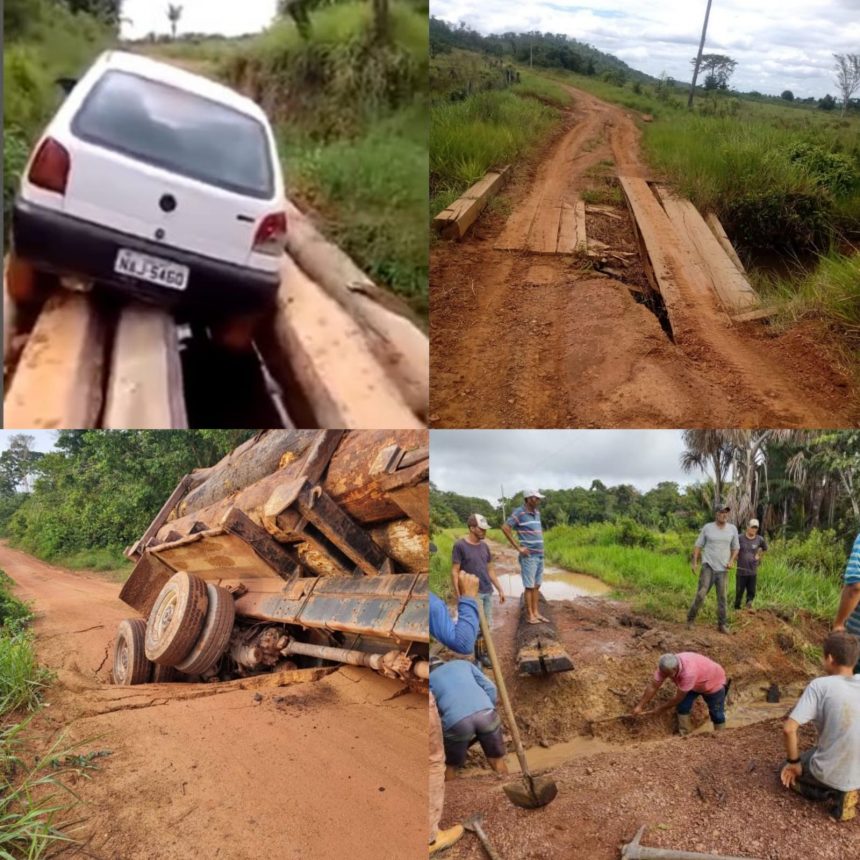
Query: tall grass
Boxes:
[{"xmin": 431, "ymin": 90, "xmax": 560, "ymax": 212}]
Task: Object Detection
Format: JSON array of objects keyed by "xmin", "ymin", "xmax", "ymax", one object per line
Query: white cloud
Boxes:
[
  {"xmin": 122, "ymin": 0, "xmax": 278, "ymax": 40},
  {"xmin": 431, "ymin": 0, "xmax": 860, "ymax": 98}
]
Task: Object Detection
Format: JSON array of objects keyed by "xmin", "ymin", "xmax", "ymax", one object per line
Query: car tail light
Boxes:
[
  {"xmin": 28, "ymin": 137, "xmax": 71, "ymax": 194},
  {"xmin": 253, "ymin": 211, "xmax": 287, "ymax": 256}
]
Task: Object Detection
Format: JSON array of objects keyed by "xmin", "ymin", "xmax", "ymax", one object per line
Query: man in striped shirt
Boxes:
[
  {"xmin": 834, "ymin": 532, "xmax": 860, "ymax": 674},
  {"xmin": 502, "ymin": 489, "xmax": 548, "ymax": 625}
]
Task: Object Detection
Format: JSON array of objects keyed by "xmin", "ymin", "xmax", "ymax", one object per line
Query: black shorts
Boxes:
[{"xmin": 443, "ymin": 708, "xmax": 506, "ymax": 767}]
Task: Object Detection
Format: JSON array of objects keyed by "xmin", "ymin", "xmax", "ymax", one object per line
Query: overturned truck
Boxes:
[{"xmin": 113, "ymin": 430, "xmax": 429, "ymax": 687}]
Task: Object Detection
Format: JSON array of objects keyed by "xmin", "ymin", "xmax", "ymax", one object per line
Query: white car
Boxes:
[{"xmin": 12, "ymin": 50, "xmax": 286, "ymax": 318}]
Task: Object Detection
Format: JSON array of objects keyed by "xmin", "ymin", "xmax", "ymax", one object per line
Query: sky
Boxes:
[
  {"xmin": 0, "ymin": 431, "xmax": 57, "ymax": 455},
  {"xmin": 431, "ymin": 430, "xmax": 708, "ymax": 504},
  {"xmin": 431, "ymin": 0, "xmax": 860, "ymax": 99},
  {"xmin": 121, "ymin": 0, "xmax": 278, "ymax": 40}
]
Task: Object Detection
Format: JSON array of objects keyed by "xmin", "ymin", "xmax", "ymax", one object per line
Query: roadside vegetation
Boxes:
[
  {"xmin": 0, "ymin": 570, "xmax": 78, "ymax": 859},
  {"xmin": 0, "ymin": 431, "xmax": 252, "ymax": 574},
  {"xmin": 431, "ymin": 430, "xmax": 858, "ymax": 622}
]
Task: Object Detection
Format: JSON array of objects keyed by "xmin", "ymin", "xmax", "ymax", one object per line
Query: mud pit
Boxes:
[
  {"xmin": 430, "ymin": 85, "xmax": 860, "ymax": 429},
  {"xmin": 2, "ymin": 542, "xmax": 427, "ymax": 859},
  {"xmin": 441, "ymin": 542, "xmax": 856, "ymax": 859}
]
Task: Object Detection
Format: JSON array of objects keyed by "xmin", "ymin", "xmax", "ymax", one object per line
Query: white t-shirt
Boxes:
[{"xmin": 789, "ymin": 674, "xmax": 860, "ymax": 791}]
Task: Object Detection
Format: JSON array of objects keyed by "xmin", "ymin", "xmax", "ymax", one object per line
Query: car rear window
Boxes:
[{"xmin": 71, "ymin": 69, "xmax": 274, "ymax": 199}]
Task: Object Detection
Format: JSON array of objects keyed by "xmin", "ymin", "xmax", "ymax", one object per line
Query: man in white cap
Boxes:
[
  {"xmin": 502, "ymin": 489, "xmax": 548, "ymax": 625},
  {"xmin": 735, "ymin": 517, "xmax": 768, "ymax": 611},
  {"xmin": 451, "ymin": 513, "xmax": 506, "ymax": 666},
  {"xmin": 688, "ymin": 502, "xmax": 739, "ymax": 634}
]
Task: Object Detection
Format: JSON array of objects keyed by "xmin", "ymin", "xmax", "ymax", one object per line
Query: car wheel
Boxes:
[
  {"xmin": 145, "ymin": 572, "xmax": 209, "ymax": 667},
  {"xmin": 151, "ymin": 664, "xmax": 179, "ymax": 683},
  {"xmin": 114, "ymin": 618, "xmax": 152, "ymax": 685},
  {"xmin": 176, "ymin": 583, "xmax": 236, "ymax": 676}
]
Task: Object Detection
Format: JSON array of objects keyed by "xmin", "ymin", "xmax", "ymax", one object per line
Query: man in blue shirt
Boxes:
[
  {"xmin": 429, "ymin": 541, "xmax": 480, "ymax": 855},
  {"xmin": 834, "ymin": 532, "xmax": 860, "ymax": 674},
  {"xmin": 502, "ymin": 489, "xmax": 548, "ymax": 625}
]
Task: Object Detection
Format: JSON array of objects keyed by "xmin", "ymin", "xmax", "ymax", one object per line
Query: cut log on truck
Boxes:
[
  {"xmin": 515, "ymin": 595, "xmax": 575, "ymax": 676},
  {"xmin": 281, "ymin": 200, "xmax": 429, "ymax": 419}
]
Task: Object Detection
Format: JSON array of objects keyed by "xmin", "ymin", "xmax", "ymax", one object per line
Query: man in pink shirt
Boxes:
[{"xmin": 632, "ymin": 652, "xmax": 728, "ymax": 735}]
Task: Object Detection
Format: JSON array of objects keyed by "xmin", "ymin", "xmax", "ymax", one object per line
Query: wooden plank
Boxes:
[
  {"xmin": 494, "ymin": 199, "xmax": 541, "ymax": 251},
  {"xmin": 525, "ymin": 206, "xmax": 563, "ymax": 253},
  {"xmin": 4, "ymin": 292, "xmax": 105, "ymax": 429},
  {"xmin": 575, "ymin": 200, "xmax": 587, "ymax": 253},
  {"xmin": 515, "ymin": 595, "xmax": 575, "ymax": 676},
  {"xmin": 301, "ymin": 430, "xmax": 347, "ymax": 485},
  {"xmin": 556, "ymin": 203, "xmax": 579, "ymax": 254},
  {"xmin": 256, "ymin": 257, "xmax": 423, "ymax": 430},
  {"xmin": 103, "ymin": 303, "xmax": 187, "ymax": 429},
  {"xmin": 433, "ymin": 166, "xmax": 511, "ymax": 241},
  {"xmin": 126, "ymin": 474, "xmax": 194, "ymax": 560},
  {"xmin": 223, "ymin": 507, "xmax": 304, "ymax": 581},
  {"xmin": 657, "ymin": 186, "xmax": 760, "ymax": 314},
  {"xmin": 731, "ymin": 306, "xmax": 779, "ymax": 324},
  {"xmin": 705, "ymin": 212, "xmax": 747, "ymax": 275},
  {"xmin": 282, "ymin": 199, "xmax": 428, "ymax": 419}
]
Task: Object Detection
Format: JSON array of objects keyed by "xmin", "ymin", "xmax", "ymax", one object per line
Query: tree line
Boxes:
[
  {"xmin": 0, "ymin": 431, "xmax": 254, "ymax": 562},
  {"xmin": 431, "ymin": 430, "xmax": 859, "ymax": 551}
]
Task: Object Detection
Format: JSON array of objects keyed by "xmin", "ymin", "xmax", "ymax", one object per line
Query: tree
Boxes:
[
  {"xmin": 819, "ymin": 93, "xmax": 837, "ymax": 111},
  {"xmin": 0, "ymin": 434, "xmax": 43, "ymax": 493},
  {"xmin": 781, "ymin": 90, "xmax": 794, "ymax": 101},
  {"xmin": 834, "ymin": 53, "xmax": 860, "ymax": 116},
  {"xmin": 691, "ymin": 54, "xmax": 738, "ymax": 91},
  {"xmin": 166, "ymin": 3, "xmax": 182, "ymax": 40},
  {"xmin": 680, "ymin": 430, "xmax": 734, "ymax": 509}
]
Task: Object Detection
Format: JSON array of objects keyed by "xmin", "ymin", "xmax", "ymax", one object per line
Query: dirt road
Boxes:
[
  {"xmin": 439, "ymin": 542, "xmax": 857, "ymax": 859},
  {"xmin": 430, "ymin": 86, "xmax": 859, "ymax": 428},
  {"xmin": 2, "ymin": 543, "xmax": 427, "ymax": 859}
]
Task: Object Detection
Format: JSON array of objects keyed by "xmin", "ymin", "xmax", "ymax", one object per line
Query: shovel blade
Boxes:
[{"xmin": 502, "ymin": 775, "xmax": 558, "ymax": 808}]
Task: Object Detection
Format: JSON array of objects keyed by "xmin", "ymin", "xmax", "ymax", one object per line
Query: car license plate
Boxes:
[{"xmin": 114, "ymin": 249, "xmax": 189, "ymax": 291}]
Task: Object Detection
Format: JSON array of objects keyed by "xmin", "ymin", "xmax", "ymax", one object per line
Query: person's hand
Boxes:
[
  {"xmin": 690, "ymin": 562, "xmax": 698, "ymax": 574},
  {"xmin": 726, "ymin": 560, "xmax": 735, "ymax": 570},
  {"xmin": 458, "ymin": 572, "xmax": 479, "ymax": 598},
  {"xmin": 518, "ymin": 546, "xmax": 529, "ymax": 557},
  {"xmin": 498, "ymin": 591, "xmax": 506, "ymax": 604},
  {"xmin": 780, "ymin": 762, "xmax": 802, "ymax": 788}
]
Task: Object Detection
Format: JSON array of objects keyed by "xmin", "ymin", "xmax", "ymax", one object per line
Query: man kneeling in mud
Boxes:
[
  {"xmin": 429, "ymin": 657, "xmax": 509, "ymax": 780},
  {"xmin": 780, "ymin": 630, "xmax": 860, "ymax": 822},
  {"xmin": 632, "ymin": 652, "xmax": 728, "ymax": 735}
]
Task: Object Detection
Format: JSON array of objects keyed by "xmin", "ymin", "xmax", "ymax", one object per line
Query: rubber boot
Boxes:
[
  {"xmin": 832, "ymin": 789, "xmax": 858, "ymax": 822},
  {"xmin": 677, "ymin": 714, "xmax": 693, "ymax": 735},
  {"xmin": 430, "ymin": 824, "xmax": 464, "ymax": 855}
]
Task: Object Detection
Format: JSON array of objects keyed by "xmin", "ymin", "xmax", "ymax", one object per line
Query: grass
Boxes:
[{"xmin": 42, "ymin": 548, "xmax": 133, "ymax": 580}]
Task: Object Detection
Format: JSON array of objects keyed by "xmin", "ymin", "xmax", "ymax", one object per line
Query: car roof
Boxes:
[{"xmin": 91, "ymin": 50, "xmax": 267, "ymax": 123}]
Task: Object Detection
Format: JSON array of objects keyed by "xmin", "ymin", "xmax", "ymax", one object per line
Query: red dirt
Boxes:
[
  {"xmin": 429, "ymin": 86, "xmax": 860, "ymax": 428},
  {"xmin": 2, "ymin": 542, "xmax": 426, "ymax": 859},
  {"xmin": 438, "ymin": 541, "xmax": 857, "ymax": 859}
]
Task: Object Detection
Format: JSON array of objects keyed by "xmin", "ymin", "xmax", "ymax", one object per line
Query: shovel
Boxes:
[
  {"xmin": 462, "ymin": 814, "xmax": 503, "ymax": 860},
  {"xmin": 476, "ymin": 601, "xmax": 558, "ymax": 809}
]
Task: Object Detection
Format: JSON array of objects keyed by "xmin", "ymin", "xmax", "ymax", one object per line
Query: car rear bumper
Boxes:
[{"xmin": 11, "ymin": 198, "xmax": 280, "ymax": 318}]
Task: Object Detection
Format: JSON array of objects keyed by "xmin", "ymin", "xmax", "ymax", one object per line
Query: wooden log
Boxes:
[
  {"xmin": 705, "ymin": 212, "xmax": 747, "ymax": 275},
  {"xmin": 282, "ymin": 200, "xmax": 428, "ymax": 419},
  {"xmin": 433, "ymin": 166, "xmax": 510, "ymax": 241},
  {"xmin": 656, "ymin": 186, "xmax": 760, "ymax": 315},
  {"xmin": 515, "ymin": 595, "xmax": 575, "ymax": 676},
  {"xmin": 575, "ymin": 200, "xmax": 587, "ymax": 254},
  {"xmin": 103, "ymin": 303, "xmax": 187, "ymax": 429},
  {"xmin": 556, "ymin": 203, "xmax": 579, "ymax": 254},
  {"xmin": 731, "ymin": 306, "xmax": 779, "ymax": 324},
  {"xmin": 4, "ymin": 292, "xmax": 105, "ymax": 429},
  {"xmin": 256, "ymin": 256, "xmax": 423, "ymax": 429},
  {"xmin": 152, "ymin": 430, "xmax": 428, "ymax": 545}
]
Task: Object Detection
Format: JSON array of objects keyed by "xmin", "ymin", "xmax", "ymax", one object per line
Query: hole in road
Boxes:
[{"xmin": 631, "ymin": 286, "xmax": 674, "ymax": 342}]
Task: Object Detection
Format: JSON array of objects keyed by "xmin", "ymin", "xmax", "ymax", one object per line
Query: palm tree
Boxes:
[
  {"xmin": 679, "ymin": 430, "xmax": 735, "ymax": 511},
  {"xmin": 166, "ymin": 4, "xmax": 182, "ymax": 40}
]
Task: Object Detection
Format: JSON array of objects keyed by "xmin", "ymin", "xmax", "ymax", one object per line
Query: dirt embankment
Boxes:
[
  {"xmin": 430, "ymin": 85, "xmax": 859, "ymax": 429},
  {"xmin": 2, "ymin": 542, "xmax": 427, "ymax": 860},
  {"xmin": 440, "ymin": 542, "xmax": 856, "ymax": 859}
]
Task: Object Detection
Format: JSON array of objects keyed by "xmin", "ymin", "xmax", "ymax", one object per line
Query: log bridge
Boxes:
[{"xmin": 515, "ymin": 595, "xmax": 575, "ymax": 675}]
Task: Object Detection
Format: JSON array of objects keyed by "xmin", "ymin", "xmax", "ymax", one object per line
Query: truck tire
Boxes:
[
  {"xmin": 114, "ymin": 618, "xmax": 152, "ymax": 685},
  {"xmin": 151, "ymin": 664, "xmax": 178, "ymax": 683},
  {"xmin": 145, "ymin": 572, "xmax": 209, "ymax": 666},
  {"xmin": 176, "ymin": 583, "xmax": 236, "ymax": 675}
]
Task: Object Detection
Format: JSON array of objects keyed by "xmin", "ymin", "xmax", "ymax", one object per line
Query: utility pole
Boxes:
[
  {"xmin": 500, "ymin": 484, "xmax": 507, "ymax": 521},
  {"xmin": 687, "ymin": 0, "xmax": 714, "ymax": 109}
]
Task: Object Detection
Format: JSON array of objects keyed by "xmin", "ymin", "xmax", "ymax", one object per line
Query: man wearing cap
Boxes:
[
  {"xmin": 735, "ymin": 518, "xmax": 768, "ymax": 611},
  {"xmin": 632, "ymin": 651, "xmax": 729, "ymax": 735},
  {"xmin": 687, "ymin": 503, "xmax": 739, "ymax": 634},
  {"xmin": 833, "ymin": 530, "xmax": 860, "ymax": 674},
  {"xmin": 451, "ymin": 514, "xmax": 505, "ymax": 667},
  {"xmin": 502, "ymin": 490, "xmax": 548, "ymax": 625}
]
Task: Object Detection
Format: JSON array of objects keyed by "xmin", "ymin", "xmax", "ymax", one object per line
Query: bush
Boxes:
[
  {"xmin": 769, "ymin": 529, "xmax": 847, "ymax": 579},
  {"xmin": 615, "ymin": 517, "xmax": 658, "ymax": 549},
  {"xmin": 784, "ymin": 141, "xmax": 858, "ymax": 196}
]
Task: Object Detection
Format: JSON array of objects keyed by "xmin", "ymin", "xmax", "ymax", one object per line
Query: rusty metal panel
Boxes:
[
  {"xmin": 118, "ymin": 552, "xmax": 173, "ymax": 616},
  {"xmin": 392, "ymin": 574, "xmax": 429, "ymax": 643},
  {"xmin": 234, "ymin": 577, "xmax": 316, "ymax": 623},
  {"xmin": 152, "ymin": 532, "xmax": 282, "ymax": 579},
  {"xmin": 298, "ymin": 574, "xmax": 422, "ymax": 640}
]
